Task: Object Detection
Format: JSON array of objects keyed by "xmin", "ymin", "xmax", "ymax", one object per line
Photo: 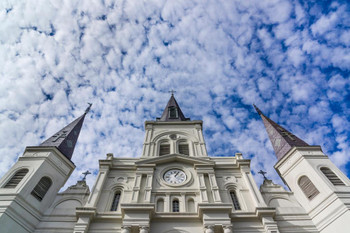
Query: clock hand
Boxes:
[{"xmin": 175, "ymin": 171, "xmax": 179, "ymax": 177}]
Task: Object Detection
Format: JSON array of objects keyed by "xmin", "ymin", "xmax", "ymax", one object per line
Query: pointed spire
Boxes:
[
  {"xmin": 157, "ymin": 94, "xmax": 190, "ymax": 121},
  {"xmin": 254, "ymin": 105, "xmax": 309, "ymax": 160},
  {"xmin": 39, "ymin": 104, "xmax": 92, "ymax": 160}
]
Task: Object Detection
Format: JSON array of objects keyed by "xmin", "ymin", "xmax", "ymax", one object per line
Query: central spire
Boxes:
[{"xmin": 157, "ymin": 94, "xmax": 190, "ymax": 121}]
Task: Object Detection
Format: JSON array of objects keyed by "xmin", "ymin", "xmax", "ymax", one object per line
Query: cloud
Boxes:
[{"xmin": 0, "ymin": 0, "xmax": 349, "ymax": 192}]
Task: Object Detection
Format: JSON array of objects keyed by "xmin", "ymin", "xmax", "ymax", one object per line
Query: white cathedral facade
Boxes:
[{"xmin": 0, "ymin": 95, "xmax": 350, "ymax": 233}]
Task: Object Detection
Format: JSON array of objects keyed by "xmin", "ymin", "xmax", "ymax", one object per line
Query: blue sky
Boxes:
[{"xmin": 0, "ymin": 0, "xmax": 350, "ymax": 189}]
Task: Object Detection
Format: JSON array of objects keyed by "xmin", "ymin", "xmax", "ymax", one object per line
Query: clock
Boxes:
[{"xmin": 163, "ymin": 169, "xmax": 187, "ymax": 184}]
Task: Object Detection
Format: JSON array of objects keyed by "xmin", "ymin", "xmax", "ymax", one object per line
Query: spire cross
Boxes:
[
  {"xmin": 81, "ymin": 170, "xmax": 91, "ymax": 181},
  {"xmin": 277, "ymin": 127, "xmax": 296, "ymax": 141},
  {"xmin": 168, "ymin": 90, "xmax": 176, "ymax": 96},
  {"xmin": 85, "ymin": 103, "xmax": 92, "ymax": 114},
  {"xmin": 258, "ymin": 170, "xmax": 268, "ymax": 180}
]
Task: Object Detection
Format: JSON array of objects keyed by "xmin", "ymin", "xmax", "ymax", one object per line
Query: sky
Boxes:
[{"xmin": 0, "ymin": 0, "xmax": 350, "ymax": 190}]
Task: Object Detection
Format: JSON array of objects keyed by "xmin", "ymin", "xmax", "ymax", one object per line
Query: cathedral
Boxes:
[{"xmin": 0, "ymin": 95, "xmax": 350, "ymax": 233}]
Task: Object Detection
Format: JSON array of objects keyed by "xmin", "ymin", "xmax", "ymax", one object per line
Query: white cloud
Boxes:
[{"xmin": 0, "ymin": 0, "xmax": 349, "ymax": 191}]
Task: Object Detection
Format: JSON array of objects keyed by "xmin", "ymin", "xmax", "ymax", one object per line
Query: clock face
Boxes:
[{"xmin": 163, "ymin": 169, "xmax": 187, "ymax": 184}]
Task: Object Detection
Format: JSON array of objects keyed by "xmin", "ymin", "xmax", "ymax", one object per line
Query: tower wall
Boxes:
[
  {"xmin": 0, "ymin": 147, "xmax": 75, "ymax": 233},
  {"xmin": 275, "ymin": 146, "xmax": 350, "ymax": 233}
]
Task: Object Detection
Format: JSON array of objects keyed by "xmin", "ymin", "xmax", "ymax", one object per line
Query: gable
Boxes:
[{"xmin": 135, "ymin": 154, "xmax": 214, "ymax": 166}]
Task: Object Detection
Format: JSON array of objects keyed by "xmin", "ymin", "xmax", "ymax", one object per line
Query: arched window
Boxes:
[
  {"xmin": 230, "ymin": 191, "xmax": 241, "ymax": 210},
  {"xmin": 178, "ymin": 142, "xmax": 189, "ymax": 155},
  {"xmin": 31, "ymin": 177, "xmax": 52, "ymax": 201},
  {"xmin": 159, "ymin": 142, "xmax": 170, "ymax": 156},
  {"xmin": 187, "ymin": 198, "xmax": 195, "ymax": 212},
  {"xmin": 321, "ymin": 167, "xmax": 345, "ymax": 186},
  {"xmin": 156, "ymin": 198, "xmax": 164, "ymax": 212},
  {"xmin": 172, "ymin": 199, "xmax": 179, "ymax": 212},
  {"xmin": 4, "ymin": 168, "xmax": 29, "ymax": 188},
  {"xmin": 110, "ymin": 192, "xmax": 121, "ymax": 211},
  {"xmin": 298, "ymin": 176, "xmax": 319, "ymax": 200}
]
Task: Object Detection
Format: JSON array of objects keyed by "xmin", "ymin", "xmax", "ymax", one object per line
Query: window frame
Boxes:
[
  {"xmin": 320, "ymin": 167, "xmax": 345, "ymax": 186},
  {"xmin": 110, "ymin": 192, "xmax": 121, "ymax": 211},
  {"xmin": 229, "ymin": 190, "xmax": 241, "ymax": 210},
  {"xmin": 31, "ymin": 176, "xmax": 52, "ymax": 201},
  {"xmin": 172, "ymin": 199, "xmax": 180, "ymax": 212},
  {"xmin": 159, "ymin": 141, "xmax": 170, "ymax": 156},
  {"xmin": 298, "ymin": 176, "xmax": 320, "ymax": 200},
  {"xmin": 3, "ymin": 168, "xmax": 29, "ymax": 188},
  {"xmin": 168, "ymin": 106, "xmax": 178, "ymax": 119}
]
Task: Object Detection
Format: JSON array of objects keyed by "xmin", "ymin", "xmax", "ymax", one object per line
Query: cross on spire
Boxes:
[
  {"xmin": 168, "ymin": 89, "xmax": 176, "ymax": 96},
  {"xmin": 258, "ymin": 170, "xmax": 268, "ymax": 180},
  {"xmin": 81, "ymin": 170, "xmax": 91, "ymax": 181},
  {"xmin": 85, "ymin": 103, "xmax": 92, "ymax": 114}
]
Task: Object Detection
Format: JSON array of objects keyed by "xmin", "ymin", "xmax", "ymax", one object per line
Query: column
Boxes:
[
  {"xmin": 204, "ymin": 225, "xmax": 214, "ymax": 233},
  {"xmin": 131, "ymin": 173, "xmax": 142, "ymax": 202},
  {"xmin": 223, "ymin": 225, "xmax": 233, "ymax": 233},
  {"xmin": 86, "ymin": 167, "xmax": 109, "ymax": 207},
  {"xmin": 165, "ymin": 193, "xmax": 170, "ymax": 212},
  {"xmin": 262, "ymin": 216, "xmax": 280, "ymax": 233},
  {"xmin": 140, "ymin": 226, "xmax": 149, "ymax": 233},
  {"xmin": 180, "ymin": 193, "xmax": 186, "ymax": 212},
  {"xmin": 144, "ymin": 174, "xmax": 153, "ymax": 202},
  {"xmin": 198, "ymin": 173, "xmax": 208, "ymax": 202},
  {"xmin": 209, "ymin": 173, "xmax": 221, "ymax": 203},
  {"xmin": 121, "ymin": 226, "xmax": 131, "ymax": 233}
]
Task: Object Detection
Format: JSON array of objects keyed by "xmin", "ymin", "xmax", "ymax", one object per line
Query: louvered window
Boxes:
[
  {"xmin": 169, "ymin": 106, "xmax": 178, "ymax": 118},
  {"xmin": 321, "ymin": 167, "xmax": 345, "ymax": 186},
  {"xmin": 179, "ymin": 144, "xmax": 189, "ymax": 155},
  {"xmin": 159, "ymin": 144, "xmax": 170, "ymax": 156},
  {"xmin": 4, "ymin": 169, "xmax": 29, "ymax": 188},
  {"xmin": 31, "ymin": 177, "xmax": 52, "ymax": 201},
  {"xmin": 172, "ymin": 200, "xmax": 179, "ymax": 212},
  {"xmin": 110, "ymin": 192, "xmax": 121, "ymax": 211},
  {"xmin": 298, "ymin": 176, "xmax": 319, "ymax": 200},
  {"xmin": 230, "ymin": 191, "xmax": 241, "ymax": 210}
]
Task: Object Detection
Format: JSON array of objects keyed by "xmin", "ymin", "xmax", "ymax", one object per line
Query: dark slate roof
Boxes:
[
  {"xmin": 157, "ymin": 94, "xmax": 190, "ymax": 121},
  {"xmin": 40, "ymin": 108, "xmax": 89, "ymax": 160},
  {"xmin": 254, "ymin": 105, "xmax": 309, "ymax": 160}
]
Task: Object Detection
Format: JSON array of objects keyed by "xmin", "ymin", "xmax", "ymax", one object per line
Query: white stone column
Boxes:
[
  {"xmin": 121, "ymin": 226, "xmax": 131, "ymax": 233},
  {"xmin": 165, "ymin": 193, "xmax": 170, "ymax": 212},
  {"xmin": 140, "ymin": 226, "xmax": 149, "ymax": 233},
  {"xmin": 262, "ymin": 216, "xmax": 280, "ymax": 233},
  {"xmin": 198, "ymin": 173, "xmax": 208, "ymax": 202},
  {"xmin": 209, "ymin": 173, "xmax": 221, "ymax": 203},
  {"xmin": 223, "ymin": 225, "xmax": 233, "ymax": 233},
  {"xmin": 144, "ymin": 174, "xmax": 153, "ymax": 202},
  {"xmin": 86, "ymin": 167, "xmax": 110, "ymax": 207},
  {"xmin": 180, "ymin": 192, "xmax": 186, "ymax": 212},
  {"xmin": 131, "ymin": 173, "xmax": 142, "ymax": 202},
  {"xmin": 204, "ymin": 225, "xmax": 214, "ymax": 233},
  {"xmin": 241, "ymin": 170, "xmax": 267, "ymax": 207}
]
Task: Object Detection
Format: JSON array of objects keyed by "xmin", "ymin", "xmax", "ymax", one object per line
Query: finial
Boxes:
[
  {"xmin": 258, "ymin": 170, "xmax": 268, "ymax": 180},
  {"xmin": 81, "ymin": 170, "xmax": 91, "ymax": 181},
  {"xmin": 168, "ymin": 89, "xmax": 176, "ymax": 96},
  {"xmin": 85, "ymin": 103, "xmax": 92, "ymax": 114}
]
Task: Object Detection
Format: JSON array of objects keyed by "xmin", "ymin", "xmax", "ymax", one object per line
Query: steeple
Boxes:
[
  {"xmin": 157, "ymin": 94, "xmax": 190, "ymax": 121},
  {"xmin": 254, "ymin": 105, "xmax": 309, "ymax": 160},
  {"xmin": 39, "ymin": 104, "xmax": 91, "ymax": 160}
]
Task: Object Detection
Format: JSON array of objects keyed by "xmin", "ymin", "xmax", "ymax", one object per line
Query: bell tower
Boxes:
[
  {"xmin": 255, "ymin": 105, "xmax": 350, "ymax": 233},
  {"xmin": 0, "ymin": 106, "xmax": 90, "ymax": 233},
  {"xmin": 142, "ymin": 94, "xmax": 208, "ymax": 158}
]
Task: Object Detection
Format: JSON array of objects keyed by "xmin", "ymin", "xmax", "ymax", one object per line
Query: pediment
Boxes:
[{"xmin": 135, "ymin": 154, "xmax": 214, "ymax": 166}]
